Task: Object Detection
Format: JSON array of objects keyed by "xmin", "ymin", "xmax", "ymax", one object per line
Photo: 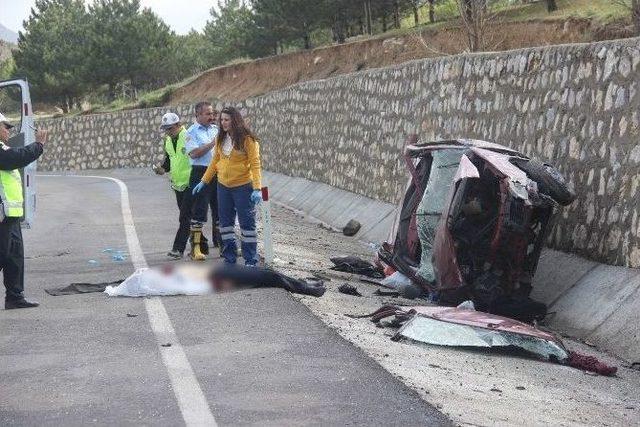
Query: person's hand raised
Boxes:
[{"xmin": 36, "ymin": 129, "xmax": 48, "ymax": 145}]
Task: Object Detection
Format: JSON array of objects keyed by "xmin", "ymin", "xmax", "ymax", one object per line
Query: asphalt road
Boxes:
[{"xmin": 0, "ymin": 169, "xmax": 450, "ymax": 426}]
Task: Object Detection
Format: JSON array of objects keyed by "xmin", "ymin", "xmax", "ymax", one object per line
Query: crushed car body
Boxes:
[{"xmin": 378, "ymin": 137, "xmax": 576, "ymax": 322}]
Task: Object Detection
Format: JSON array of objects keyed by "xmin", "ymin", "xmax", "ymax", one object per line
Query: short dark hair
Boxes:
[{"xmin": 195, "ymin": 101, "xmax": 212, "ymax": 115}]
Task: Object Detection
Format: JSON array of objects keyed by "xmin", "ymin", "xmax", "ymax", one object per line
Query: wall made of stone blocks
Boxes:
[
  {"xmin": 38, "ymin": 37, "xmax": 640, "ymax": 267},
  {"xmin": 38, "ymin": 104, "xmax": 193, "ymax": 171}
]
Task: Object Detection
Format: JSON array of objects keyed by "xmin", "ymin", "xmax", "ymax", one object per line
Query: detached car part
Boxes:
[{"xmin": 393, "ymin": 306, "xmax": 569, "ymax": 362}]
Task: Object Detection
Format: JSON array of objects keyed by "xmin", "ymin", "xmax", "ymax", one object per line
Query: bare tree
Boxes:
[
  {"xmin": 413, "ymin": 29, "xmax": 450, "ymax": 56},
  {"xmin": 613, "ymin": 0, "xmax": 640, "ymax": 34},
  {"xmin": 456, "ymin": 0, "xmax": 497, "ymax": 52}
]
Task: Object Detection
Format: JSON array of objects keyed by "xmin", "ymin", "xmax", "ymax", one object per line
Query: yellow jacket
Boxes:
[{"xmin": 202, "ymin": 136, "xmax": 262, "ymax": 190}]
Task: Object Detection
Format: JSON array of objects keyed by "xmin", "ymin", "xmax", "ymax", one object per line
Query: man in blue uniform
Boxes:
[{"xmin": 186, "ymin": 102, "xmax": 220, "ymax": 259}]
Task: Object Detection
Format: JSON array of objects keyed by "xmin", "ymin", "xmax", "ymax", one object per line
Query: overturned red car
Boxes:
[{"xmin": 378, "ymin": 137, "xmax": 576, "ymax": 322}]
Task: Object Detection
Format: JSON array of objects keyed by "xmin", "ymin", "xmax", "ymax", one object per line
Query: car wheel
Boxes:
[{"xmin": 512, "ymin": 158, "xmax": 576, "ymax": 206}]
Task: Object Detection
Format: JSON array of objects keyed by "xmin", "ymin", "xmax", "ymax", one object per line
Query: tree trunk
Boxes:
[
  {"xmin": 363, "ymin": 1, "xmax": 368, "ymax": 34},
  {"xmin": 303, "ymin": 32, "xmax": 311, "ymax": 49},
  {"xmin": 393, "ymin": 0, "xmax": 401, "ymax": 29},
  {"xmin": 64, "ymin": 95, "xmax": 71, "ymax": 113},
  {"xmin": 382, "ymin": 13, "xmax": 387, "ymax": 32},
  {"xmin": 413, "ymin": 4, "xmax": 419, "ymax": 26},
  {"xmin": 365, "ymin": 1, "xmax": 373, "ymax": 34},
  {"xmin": 429, "ymin": 0, "xmax": 435, "ymax": 23},
  {"xmin": 461, "ymin": 0, "xmax": 479, "ymax": 51},
  {"xmin": 546, "ymin": 0, "xmax": 558, "ymax": 13},
  {"xmin": 462, "ymin": 0, "xmax": 473, "ymax": 22},
  {"xmin": 633, "ymin": 0, "xmax": 640, "ymax": 35},
  {"xmin": 333, "ymin": 13, "xmax": 347, "ymax": 43}
]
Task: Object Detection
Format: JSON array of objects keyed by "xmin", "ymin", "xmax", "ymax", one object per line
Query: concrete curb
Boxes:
[
  {"xmin": 264, "ymin": 171, "xmax": 397, "ymax": 243},
  {"xmin": 264, "ymin": 171, "xmax": 639, "ymax": 363}
]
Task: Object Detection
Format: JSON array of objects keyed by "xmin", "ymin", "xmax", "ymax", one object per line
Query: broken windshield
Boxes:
[{"xmin": 416, "ymin": 149, "xmax": 463, "ymax": 283}]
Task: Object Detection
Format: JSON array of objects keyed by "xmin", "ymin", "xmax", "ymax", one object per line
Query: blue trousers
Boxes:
[{"xmin": 217, "ymin": 183, "xmax": 258, "ymax": 265}]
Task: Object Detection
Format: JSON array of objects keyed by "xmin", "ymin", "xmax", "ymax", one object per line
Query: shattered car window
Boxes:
[
  {"xmin": 397, "ymin": 315, "xmax": 569, "ymax": 362},
  {"xmin": 416, "ymin": 149, "xmax": 462, "ymax": 283}
]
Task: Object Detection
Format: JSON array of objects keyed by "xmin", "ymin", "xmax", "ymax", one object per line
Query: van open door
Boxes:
[{"xmin": 0, "ymin": 79, "xmax": 37, "ymax": 227}]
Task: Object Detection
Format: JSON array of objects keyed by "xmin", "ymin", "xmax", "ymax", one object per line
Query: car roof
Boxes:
[{"xmin": 405, "ymin": 139, "xmax": 526, "ymax": 158}]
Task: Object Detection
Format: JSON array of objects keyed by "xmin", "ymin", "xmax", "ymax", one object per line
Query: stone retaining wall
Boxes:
[
  {"xmin": 39, "ymin": 37, "xmax": 640, "ymax": 267},
  {"xmin": 38, "ymin": 105, "xmax": 192, "ymax": 171}
]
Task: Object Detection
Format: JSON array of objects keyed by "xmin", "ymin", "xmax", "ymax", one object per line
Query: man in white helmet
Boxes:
[
  {"xmin": 0, "ymin": 113, "xmax": 47, "ymax": 309},
  {"xmin": 154, "ymin": 112, "xmax": 195, "ymax": 259}
]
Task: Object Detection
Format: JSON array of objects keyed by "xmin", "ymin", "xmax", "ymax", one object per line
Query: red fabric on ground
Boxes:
[{"xmin": 568, "ymin": 351, "xmax": 617, "ymax": 376}]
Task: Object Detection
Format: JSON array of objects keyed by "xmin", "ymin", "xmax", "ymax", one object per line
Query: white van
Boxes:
[{"xmin": 0, "ymin": 79, "xmax": 37, "ymax": 227}]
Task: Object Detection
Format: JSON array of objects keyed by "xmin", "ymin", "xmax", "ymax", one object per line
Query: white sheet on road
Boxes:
[{"xmin": 105, "ymin": 268, "xmax": 211, "ymax": 297}]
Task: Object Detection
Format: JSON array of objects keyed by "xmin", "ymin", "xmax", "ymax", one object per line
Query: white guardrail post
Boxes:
[{"xmin": 260, "ymin": 186, "xmax": 274, "ymax": 267}]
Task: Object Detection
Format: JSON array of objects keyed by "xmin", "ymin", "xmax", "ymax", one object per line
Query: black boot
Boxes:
[
  {"xmin": 212, "ymin": 225, "xmax": 221, "ymax": 248},
  {"xmin": 5, "ymin": 298, "xmax": 39, "ymax": 309},
  {"xmin": 200, "ymin": 235, "xmax": 210, "ymax": 255}
]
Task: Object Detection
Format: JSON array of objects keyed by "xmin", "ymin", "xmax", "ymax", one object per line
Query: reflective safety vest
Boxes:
[
  {"xmin": 164, "ymin": 127, "xmax": 191, "ymax": 191},
  {"xmin": 0, "ymin": 168, "xmax": 23, "ymax": 218}
]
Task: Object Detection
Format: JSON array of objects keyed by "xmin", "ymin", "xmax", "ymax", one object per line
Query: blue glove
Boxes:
[
  {"xmin": 250, "ymin": 190, "xmax": 262, "ymax": 205},
  {"xmin": 192, "ymin": 181, "xmax": 206, "ymax": 195}
]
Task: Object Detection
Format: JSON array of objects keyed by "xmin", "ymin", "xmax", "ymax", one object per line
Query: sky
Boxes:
[{"xmin": 0, "ymin": 0, "xmax": 219, "ymax": 35}]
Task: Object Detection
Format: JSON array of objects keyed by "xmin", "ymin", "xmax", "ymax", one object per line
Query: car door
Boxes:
[{"xmin": 0, "ymin": 78, "xmax": 36, "ymax": 227}]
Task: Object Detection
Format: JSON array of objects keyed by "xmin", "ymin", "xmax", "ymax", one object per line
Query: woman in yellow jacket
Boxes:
[{"xmin": 193, "ymin": 106, "xmax": 262, "ymax": 265}]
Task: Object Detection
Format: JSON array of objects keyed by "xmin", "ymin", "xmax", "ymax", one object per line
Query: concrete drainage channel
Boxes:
[{"xmin": 264, "ymin": 170, "xmax": 640, "ymax": 363}]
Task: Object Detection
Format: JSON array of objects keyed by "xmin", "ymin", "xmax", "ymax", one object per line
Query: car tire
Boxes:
[{"xmin": 512, "ymin": 158, "xmax": 576, "ymax": 206}]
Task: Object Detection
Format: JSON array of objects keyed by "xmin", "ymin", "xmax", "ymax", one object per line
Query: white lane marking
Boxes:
[{"xmin": 40, "ymin": 174, "xmax": 217, "ymax": 426}]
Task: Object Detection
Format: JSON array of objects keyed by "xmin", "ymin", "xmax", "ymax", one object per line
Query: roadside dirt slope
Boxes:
[{"xmin": 169, "ymin": 18, "xmax": 631, "ymax": 104}]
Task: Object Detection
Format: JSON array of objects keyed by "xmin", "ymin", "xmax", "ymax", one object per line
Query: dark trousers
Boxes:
[
  {"xmin": 209, "ymin": 264, "xmax": 326, "ymax": 297},
  {"xmin": 172, "ymin": 189, "xmax": 191, "ymax": 252},
  {"xmin": 189, "ymin": 166, "xmax": 219, "ymax": 230},
  {"xmin": 1, "ymin": 217, "xmax": 25, "ymax": 302},
  {"xmin": 172, "ymin": 171, "xmax": 220, "ymax": 253}
]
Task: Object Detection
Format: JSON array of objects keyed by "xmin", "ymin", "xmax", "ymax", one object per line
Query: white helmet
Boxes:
[
  {"xmin": 160, "ymin": 112, "xmax": 180, "ymax": 130},
  {"xmin": 0, "ymin": 113, "xmax": 14, "ymax": 129}
]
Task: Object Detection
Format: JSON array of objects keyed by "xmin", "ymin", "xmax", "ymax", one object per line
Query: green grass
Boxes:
[
  {"xmin": 400, "ymin": 0, "xmax": 629, "ymax": 29},
  {"xmin": 497, "ymin": 0, "xmax": 628, "ymax": 23},
  {"xmin": 400, "ymin": 0, "xmax": 460, "ymax": 28}
]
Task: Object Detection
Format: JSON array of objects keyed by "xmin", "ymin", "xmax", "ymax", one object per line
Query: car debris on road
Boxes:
[
  {"xmin": 338, "ymin": 283, "xmax": 362, "ymax": 297},
  {"xmin": 330, "ymin": 255, "xmax": 384, "ymax": 278},
  {"xmin": 45, "ymin": 279, "xmax": 126, "ymax": 296},
  {"xmin": 351, "ymin": 303, "xmax": 617, "ymax": 376}
]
